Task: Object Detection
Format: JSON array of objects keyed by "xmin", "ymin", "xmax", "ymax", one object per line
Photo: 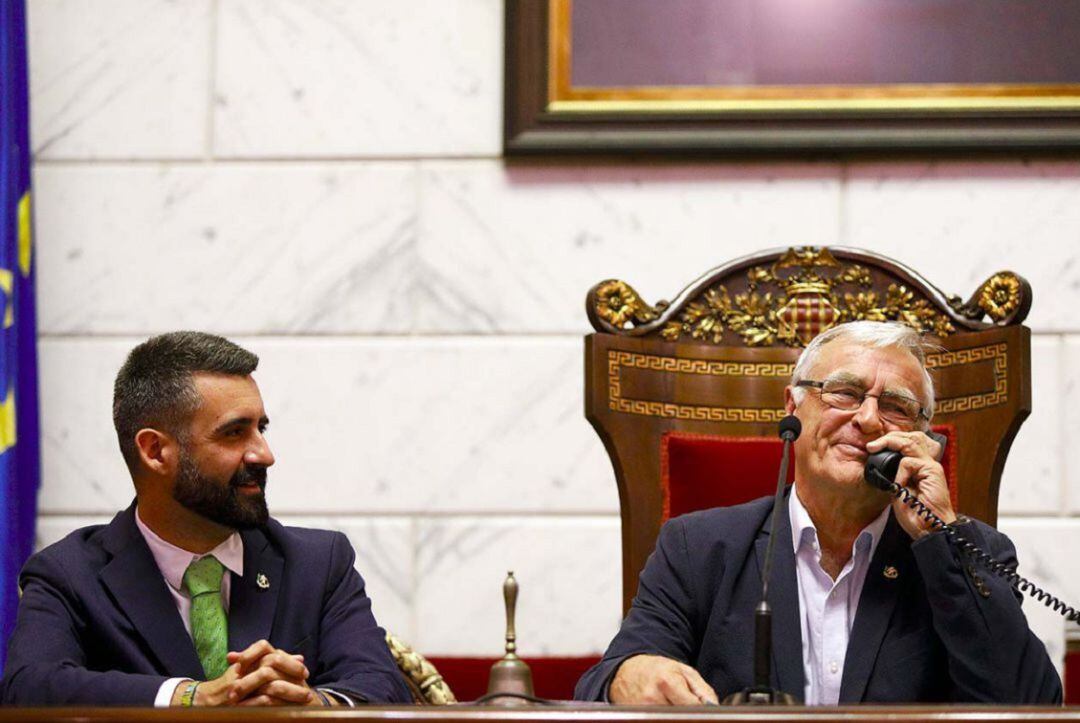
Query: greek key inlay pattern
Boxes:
[
  {"xmin": 926, "ymin": 343, "xmax": 1009, "ymax": 414},
  {"xmin": 607, "ymin": 344, "xmax": 1009, "ymax": 420},
  {"xmin": 607, "ymin": 351, "xmax": 790, "ymax": 421}
]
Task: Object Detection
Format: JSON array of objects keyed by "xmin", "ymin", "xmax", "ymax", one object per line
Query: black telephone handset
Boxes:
[
  {"xmin": 863, "ymin": 432, "xmax": 1079, "ymax": 623},
  {"xmin": 864, "ymin": 430, "xmax": 948, "ymax": 491}
]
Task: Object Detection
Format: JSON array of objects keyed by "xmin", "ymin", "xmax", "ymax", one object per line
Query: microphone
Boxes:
[{"xmin": 723, "ymin": 416, "xmax": 799, "ymax": 706}]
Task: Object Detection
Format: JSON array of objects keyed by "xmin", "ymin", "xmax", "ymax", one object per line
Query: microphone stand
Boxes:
[{"xmin": 723, "ymin": 420, "xmax": 798, "ymax": 706}]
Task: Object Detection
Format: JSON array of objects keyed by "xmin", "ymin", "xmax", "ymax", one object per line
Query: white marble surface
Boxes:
[
  {"xmin": 843, "ymin": 161, "xmax": 1080, "ymax": 332},
  {"xmin": 412, "ymin": 516, "xmax": 621, "ymax": 656},
  {"xmin": 998, "ymin": 335, "xmax": 1063, "ymax": 515},
  {"xmin": 1065, "ymin": 336, "xmax": 1080, "ymax": 515},
  {"xmin": 214, "ymin": 0, "xmax": 501, "ymax": 158},
  {"xmin": 33, "ymin": 163, "xmax": 418, "ymax": 335},
  {"xmin": 36, "ymin": 337, "xmax": 618, "ymax": 515},
  {"xmin": 276, "ymin": 516, "xmax": 415, "ymax": 641},
  {"xmin": 997, "ymin": 517, "xmax": 1080, "ymax": 674},
  {"xmin": 416, "ymin": 160, "xmax": 844, "ymax": 332},
  {"xmin": 27, "ymin": 0, "xmax": 211, "ymax": 159}
]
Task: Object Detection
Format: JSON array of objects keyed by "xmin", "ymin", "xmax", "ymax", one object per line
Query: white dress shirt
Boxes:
[
  {"xmin": 134, "ymin": 508, "xmax": 244, "ymax": 707},
  {"xmin": 788, "ymin": 485, "xmax": 889, "ymax": 705}
]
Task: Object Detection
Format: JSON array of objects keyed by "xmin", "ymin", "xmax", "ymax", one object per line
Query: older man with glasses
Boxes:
[{"xmin": 576, "ymin": 321, "xmax": 1061, "ymax": 706}]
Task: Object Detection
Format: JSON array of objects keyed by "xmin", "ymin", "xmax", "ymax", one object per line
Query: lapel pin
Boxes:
[
  {"xmin": 256, "ymin": 573, "xmax": 270, "ymax": 590},
  {"xmin": 883, "ymin": 566, "xmax": 899, "ymax": 580}
]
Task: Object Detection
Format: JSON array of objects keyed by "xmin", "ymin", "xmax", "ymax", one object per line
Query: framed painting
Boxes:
[{"xmin": 505, "ymin": 0, "xmax": 1080, "ymax": 155}]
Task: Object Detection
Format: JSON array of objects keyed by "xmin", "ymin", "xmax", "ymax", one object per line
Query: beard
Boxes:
[{"xmin": 172, "ymin": 453, "xmax": 270, "ymax": 530}]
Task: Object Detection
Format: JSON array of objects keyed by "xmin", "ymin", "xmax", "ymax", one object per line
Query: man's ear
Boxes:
[
  {"xmin": 134, "ymin": 428, "xmax": 179, "ymax": 476},
  {"xmin": 784, "ymin": 386, "xmax": 798, "ymax": 416}
]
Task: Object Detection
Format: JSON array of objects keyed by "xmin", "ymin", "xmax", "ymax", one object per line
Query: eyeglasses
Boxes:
[{"xmin": 795, "ymin": 379, "xmax": 929, "ymax": 427}]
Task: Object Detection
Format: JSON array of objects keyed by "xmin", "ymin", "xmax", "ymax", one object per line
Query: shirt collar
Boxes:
[
  {"xmin": 135, "ymin": 506, "xmax": 245, "ymax": 593},
  {"xmin": 789, "ymin": 483, "xmax": 890, "ymax": 560}
]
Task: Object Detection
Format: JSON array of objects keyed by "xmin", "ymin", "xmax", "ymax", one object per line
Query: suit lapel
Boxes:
[
  {"xmin": 99, "ymin": 505, "xmax": 204, "ymax": 679},
  {"xmin": 228, "ymin": 527, "xmax": 284, "ymax": 652},
  {"xmin": 754, "ymin": 490, "xmax": 805, "ymax": 700},
  {"xmin": 838, "ymin": 513, "xmax": 913, "ymax": 703}
]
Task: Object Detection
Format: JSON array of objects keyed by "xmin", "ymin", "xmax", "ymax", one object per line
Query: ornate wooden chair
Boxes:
[{"xmin": 584, "ymin": 246, "xmax": 1032, "ymax": 613}]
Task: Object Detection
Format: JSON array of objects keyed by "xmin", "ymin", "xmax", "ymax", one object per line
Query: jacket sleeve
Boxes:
[
  {"xmin": 911, "ymin": 520, "xmax": 1062, "ymax": 704},
  {"xmin": 0, "ymin": 552, "xmax": 166, "ymax": 705},
  {"xmin": 574, "ymin": 518, "xmax": 702, "ymax": 701},
  {"xmin": 309, "ymin": 532, "xmax": 412, "ymax": 704}
]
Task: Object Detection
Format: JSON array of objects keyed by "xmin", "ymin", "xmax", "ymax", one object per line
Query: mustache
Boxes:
[{"xmin": 230, "ymin": 465, "xmax": 268, "ymax": 489}]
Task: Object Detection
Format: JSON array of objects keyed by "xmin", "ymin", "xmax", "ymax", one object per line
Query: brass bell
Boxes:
[{"xmin": 485, "ymin": 571, "xmax": 534, "ymax": 704}]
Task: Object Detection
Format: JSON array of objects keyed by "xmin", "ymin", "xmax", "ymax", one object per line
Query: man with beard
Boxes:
[{"xmin": 0, "ymin": 332, "xmax": 412, "ymax": 706}]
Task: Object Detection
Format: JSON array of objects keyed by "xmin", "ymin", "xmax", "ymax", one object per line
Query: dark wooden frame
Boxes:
[{"xmin": 505, "ymin": 0, "xmax": 1080, "ymax": 156}]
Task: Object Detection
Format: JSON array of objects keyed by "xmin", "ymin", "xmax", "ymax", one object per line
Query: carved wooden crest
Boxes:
[{"xmin": 587, "ymin": 247, "xmax": 1030, "ymax": 347}]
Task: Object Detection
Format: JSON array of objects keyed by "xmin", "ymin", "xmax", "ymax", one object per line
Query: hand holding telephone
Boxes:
[{"xmin": 863, "ymin": 431, "xmax": 1079, "ymax": 623}]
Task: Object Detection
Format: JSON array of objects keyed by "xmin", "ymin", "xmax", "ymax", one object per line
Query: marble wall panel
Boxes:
[
  {"xmin": 412, "ymin": 516, "xmax": 621, "ymax": 656},
  {"xmin": 416, "ymin": 160, "xmax": 844, "ymax": 333},
  {"xmin": 843, "ymin": 161, "xmax": 1080, "ymax": 333},
  {"xmin": 214, "ymin": 0, "xmax": 501, "ymax": 158},
  {"xmin": 38, "ymin": 339, "xmax": 136, "ymax": 514},
  {"xmin": 27, "ymin": 0, "xmax": 211, "ymax": 160},
  {"xmin": 1065, "ymin": 337, "xmax": 1080, "ymax": 514},
  {"xmin": 35, "ymin": 515, "xmax": 112, "ymax": 551},
  {"xmin": 998, "ymin": 335, "xmax": 1063, "ymax": 516},
  {"xmin": 997, "ymin": 518, "xmax": 1080, "ymax": 672},
  {"xmin": 33, "ymin": 163, "xmax": 418, "ymax": 335},
  {"xmin": 275, "ymin": 516, "xmax": 415, "ymax": 642},
  {"xmin": 37, "ymin": 337, "xmax": 618, "ymax": 516}
]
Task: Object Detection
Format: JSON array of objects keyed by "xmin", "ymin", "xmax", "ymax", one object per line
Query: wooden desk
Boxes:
[{"xmin": 1, "ymin": 706, "xmax": 1078, "ymax": 723}]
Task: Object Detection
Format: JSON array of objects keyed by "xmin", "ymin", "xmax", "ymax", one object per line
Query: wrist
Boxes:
[{"xmin": 171, "ymin": 680, "xmax": 199, "ymax": 707}]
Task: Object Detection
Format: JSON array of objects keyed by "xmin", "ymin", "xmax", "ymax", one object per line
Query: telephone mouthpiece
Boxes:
[{"xmin": 778, "ymin": 416, "xmax": 801, "ymax": 442}]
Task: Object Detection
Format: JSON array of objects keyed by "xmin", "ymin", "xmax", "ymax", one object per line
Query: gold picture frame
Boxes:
[{"xmin": 505, "ymin": 0, "xmax": 1080, "ymax": 155}]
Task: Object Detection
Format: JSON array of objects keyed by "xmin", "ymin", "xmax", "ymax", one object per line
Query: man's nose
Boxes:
[
  {"xmin": 245, "ymin": 434, "xmax": 275, "ymax": 467},
  {"xmin": 852, "ymin": 395, "xmax": 885, "ymax": 435}
]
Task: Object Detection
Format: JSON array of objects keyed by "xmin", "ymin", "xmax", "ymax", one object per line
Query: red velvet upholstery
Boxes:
[
  {"xmin": 661, "ymin": 424, "xmax": 958, "ymax": 522},
  {"xmin": 1066, "ymin": 649, "xmax": 1080, "ymax": 705},
  {"xmin": 426, "ymin": 655, "xmax": 601, "ymax": 702}
]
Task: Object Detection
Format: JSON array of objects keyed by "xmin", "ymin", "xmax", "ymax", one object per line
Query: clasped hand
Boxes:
[{"xmin": 174, "ymin": 639, "xmax": 327, "ymax": 707}]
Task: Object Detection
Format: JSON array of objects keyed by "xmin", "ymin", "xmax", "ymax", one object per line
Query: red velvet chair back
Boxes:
[
  {"xmin": 585, "ymin": 247, "xmax": 1032, "ymax": 613},
  {"xmin": 661, "ymin": 425, "xmax": 958, "ymax": 522}
]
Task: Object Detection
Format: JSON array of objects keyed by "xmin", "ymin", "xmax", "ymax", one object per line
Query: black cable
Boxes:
[{"xmin": 869, "ymin": 468, "xmax": 1080, "ymax": 623}]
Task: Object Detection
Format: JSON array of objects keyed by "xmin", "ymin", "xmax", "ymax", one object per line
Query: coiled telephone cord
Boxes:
[{"xmin": 873, "ymin": 472, "xmax": 1080, "ymax": 624}]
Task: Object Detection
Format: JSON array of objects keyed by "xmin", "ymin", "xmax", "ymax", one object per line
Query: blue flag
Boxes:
[{"xmin": 0, "ymin": 0, "xmax": 41, "ymax": 673}]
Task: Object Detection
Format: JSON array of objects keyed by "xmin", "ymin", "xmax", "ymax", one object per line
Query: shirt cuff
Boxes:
[
  {"xmin": 155, "ymin": 678, "xmax": 191, "ymax": 708},
  {"xmin": 318, "ymin": 687, "xmax": 360, "ymax": 707}
]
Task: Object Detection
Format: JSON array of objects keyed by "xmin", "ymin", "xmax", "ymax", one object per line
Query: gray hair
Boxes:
[
  {"xmin": 790, "ymin": 321, "xmax": 936, "ymax": 421},
  {"xmin": 113, "ymin": 331, "xmax": 259, "ymax": 472}
]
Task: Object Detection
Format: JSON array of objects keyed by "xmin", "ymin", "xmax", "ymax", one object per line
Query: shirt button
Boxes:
[{"xmin": 830, "ymin": 661, "xmax": 839, "ymax": 674}]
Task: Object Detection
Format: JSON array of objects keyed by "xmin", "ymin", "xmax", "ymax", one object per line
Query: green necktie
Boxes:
[{"xmin": 183, "ymin": 555, "xmax": 228, "ymax": 680}]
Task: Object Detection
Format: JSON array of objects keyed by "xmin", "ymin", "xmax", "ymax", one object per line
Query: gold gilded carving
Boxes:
[
  {"xmin": 594, "ymin": 280, "xmax": 659, "ymax": 329},
  {"xmin": 660, "ymin": 247, "xmax": 955, "ymax": 347},
  {"xmin": 386, "ymin": 632, "xmax": 457, "ymax": 705},
  {"xmin": 977, "ymin": 273, "xmax": 1023, "ymax": 322},
  {"xmin": 947, "ymin": 271, "xmax": 1029, "ymax": 325}
]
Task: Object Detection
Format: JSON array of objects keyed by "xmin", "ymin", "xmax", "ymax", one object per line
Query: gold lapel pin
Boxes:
[
  {"xmin": 883, "ymin": 566, "xmax": 899, "ymax": 580},
  {"xmin": 256, "ymin": 573, "xmax": 270, "ymax": 590}
]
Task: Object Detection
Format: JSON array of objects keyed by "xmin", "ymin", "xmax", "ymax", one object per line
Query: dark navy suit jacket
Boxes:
[
  {"xmin": 0, "ymin": 504, "xmax": 412, "ymax": 705},
  {"xmin": 575, "ymin": 491, "xmax": 1062, "ymax": 704}
]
